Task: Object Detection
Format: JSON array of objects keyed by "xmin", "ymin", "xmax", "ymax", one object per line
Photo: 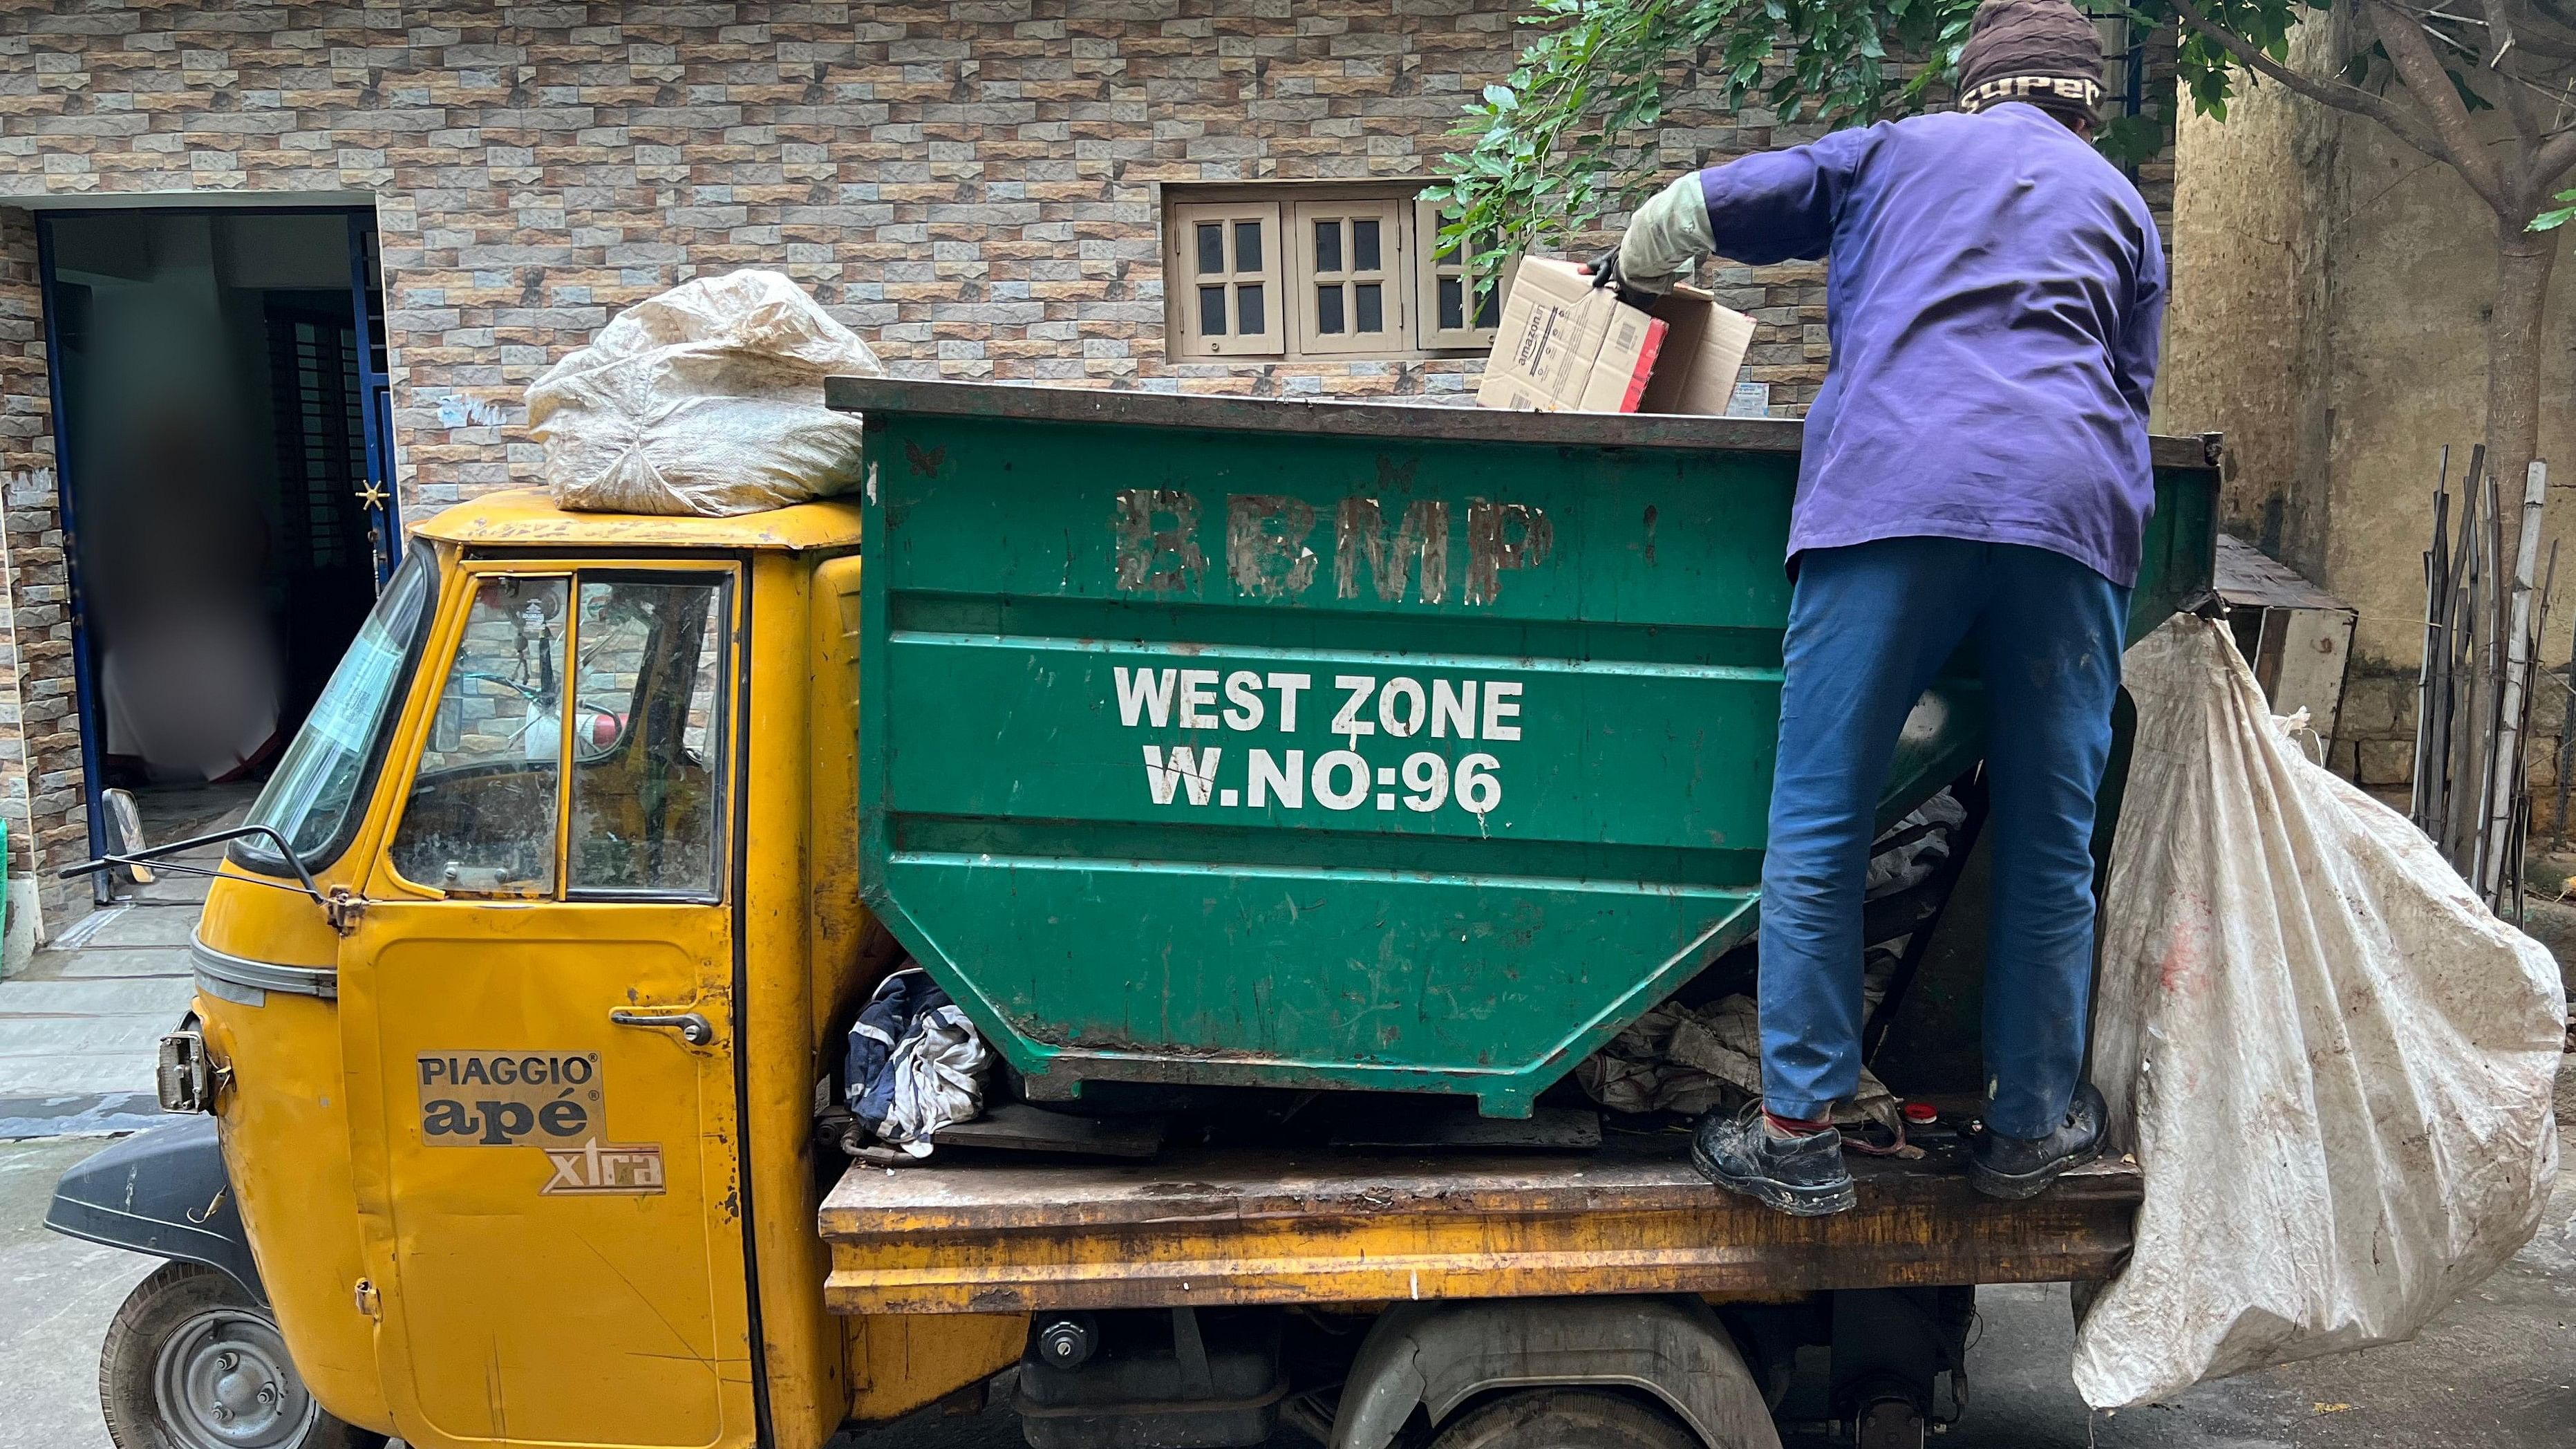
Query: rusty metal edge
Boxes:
[
  {"xmin": 825, "ymin": 377, "xmax": 2221, "ymax": 473},
  {"xmin": 816, "ymin": 1158, "xmax": 2142, "ymax": 1239},
  {"xmin": 820, "ymin": 1213, "xmax": 2137, "ymax": 1315}
]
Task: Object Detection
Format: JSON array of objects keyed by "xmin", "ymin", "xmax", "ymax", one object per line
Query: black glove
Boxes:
[{"xmin": 1588, "ymin": 248, "xmax": 1662, "ymax": 314}]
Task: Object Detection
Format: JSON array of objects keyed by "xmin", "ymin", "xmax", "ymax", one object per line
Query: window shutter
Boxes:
[
  {"xmin": 1413, "ymin": 196, "xmax": 1508, "ymax": 352},
  {"xmin": 1290, "ymin": 198, "xmax": 1409, "ymax": 357},
  {"xmin": 1169, "ymin": 201, "xmax": 1284, "ymax": 357}
]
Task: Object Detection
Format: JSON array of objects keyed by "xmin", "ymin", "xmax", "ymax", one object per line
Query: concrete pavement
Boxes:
[{"xmin": 0, "ymin": 786, "xmax": 244, "ymax": 1139}]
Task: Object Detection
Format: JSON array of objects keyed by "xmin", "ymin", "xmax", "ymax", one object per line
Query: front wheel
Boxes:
[
  {"xmin": 1429, "ymin": 1390, "xmax": 1707, "ymax": 1449},
  {"xmin": 100, "ymin": 1261, "xmax": 387, "ymax": 1449}
]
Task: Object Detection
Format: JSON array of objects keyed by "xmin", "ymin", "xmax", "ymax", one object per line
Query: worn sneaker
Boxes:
[
  {"xmin": 1967, "ymin": 1083, "xmax": 2108, "ymax": 1200},
  {"xmin": 1691, "ymin": 1101, "xmax": 1857, "ymax": 1217}
]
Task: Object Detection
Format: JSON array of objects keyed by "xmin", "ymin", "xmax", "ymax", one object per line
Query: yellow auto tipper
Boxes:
[{"xmin": 44, "ymin": 380, "xmax": 2219, "ymax": 1449}]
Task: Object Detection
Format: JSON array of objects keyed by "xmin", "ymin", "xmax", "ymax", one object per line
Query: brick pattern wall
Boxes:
[
  {"xmin": 0, "ymin": 0, "xmax": 2184, "ymax": 935},
  {"xmin": 0, "ymin": 212, "xmax": 74, "ymax": 939}
]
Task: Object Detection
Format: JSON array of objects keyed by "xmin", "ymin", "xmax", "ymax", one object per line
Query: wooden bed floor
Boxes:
[{"xmin": 820, "ymin": 1128, "xmax": 2141, "ymax": 1315}]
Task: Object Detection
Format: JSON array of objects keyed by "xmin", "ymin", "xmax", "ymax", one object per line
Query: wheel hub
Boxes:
[{"xmin": 152, "ymin": 1307, "xmax": 319, "ymax": 1448}]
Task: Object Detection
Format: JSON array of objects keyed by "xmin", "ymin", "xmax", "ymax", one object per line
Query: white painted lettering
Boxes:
[
  {"xmin": 1222, "ymin": 671, "xmax": 1266, "ymax": 731},
  {"xmin": 1431, "ymin": 679, "xmax": 1477, "ymax": 739},
  {"xmin": 1378, "ymin": 677, "xmax": 1426, "ymax": 738},
  {"xmin": 1177, "ymin": 669, "xmax": 1221, "ymax": 729},
  {"xmin": 1331, "ymin": 675, "xmax": 1378, "ymax": 737},
  {"xmin": 1456, "ymin": 754, "xmax": 1503, "ymax": 813},
  {"xmin": 1249, "ymin": 749, "xmax": 1304, "ymax": 808},
  {"xmin": 1115, "ymin": 666, "xmax": 1177, "ymax": 727},
  {"xmin": 1312, "ymin": 750, "xmax": 1371, "ymax": 810},
  {"xmin": 1400, "ymin": 752, "xmax": 1449, "ymax": 811},
  {"xmin": 1142, "ymin": 745, "xmax": 1223, "ymax": 806},
  {"xmin": 1267, "ymin": 673, "xmax": 1310, "ymax": 731},
  {"xmin": 1482, "ymin": 680, "xmax": 1523, "ymax": 741}
]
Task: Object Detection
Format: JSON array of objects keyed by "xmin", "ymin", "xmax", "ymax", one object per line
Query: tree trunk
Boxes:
[{"xmin": 2485, "ymin": 223, "xmax": 2559, "ymax": 564}]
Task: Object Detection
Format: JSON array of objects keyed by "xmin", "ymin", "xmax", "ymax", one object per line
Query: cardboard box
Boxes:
[{"xmin": 1474, "ymin": 256, "xmax": 1756, "ymax": 416}]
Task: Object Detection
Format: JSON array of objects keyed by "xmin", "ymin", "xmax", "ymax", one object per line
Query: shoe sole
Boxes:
[
  {"xmin": 1966, "ymin": 1140, "xmax": 2105, "ymax": 1201},
  {"xmin": 1691, "ymin": 1138, "xmax": 1859, "ymax": 1217}
]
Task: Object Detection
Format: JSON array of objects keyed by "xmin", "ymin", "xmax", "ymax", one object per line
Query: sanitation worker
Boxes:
[{"xmin": 1590, "ymin": 0, "xmax": 2161, "ymax": 1215}]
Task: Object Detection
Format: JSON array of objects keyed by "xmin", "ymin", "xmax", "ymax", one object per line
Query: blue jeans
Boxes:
[{"xmin": 1758, "ymin": 538, "xmax": 2128, "ymax": 1138}]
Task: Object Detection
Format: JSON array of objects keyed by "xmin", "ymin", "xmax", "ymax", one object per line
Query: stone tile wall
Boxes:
[
  {"xmin": 2327, "ymin": 663, "xmax": 2570, "ymax": 832},
  {"xmin": 0, "ymin": 209, "xmax": 70, "ymax": 948}
]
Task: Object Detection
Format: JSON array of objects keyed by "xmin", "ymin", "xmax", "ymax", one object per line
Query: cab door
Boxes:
[{"xmin": 338, "ymin": 560, "xmax": 755, "ymax": 1448}]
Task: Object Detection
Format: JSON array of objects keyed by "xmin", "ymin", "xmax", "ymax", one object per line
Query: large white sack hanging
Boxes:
[
  {"xmin": 2072, "ymin": 615, "xmax": 2564, "ymax": 1408},
  {"xmin": 526, "ymin": 269, "xmax": 885, "ymax": 517}
]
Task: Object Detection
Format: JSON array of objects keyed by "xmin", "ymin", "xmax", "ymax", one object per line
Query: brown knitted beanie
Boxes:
[{"xmin": 1955, "ymin": 0, "xmax": 2105, "ymax": 123}]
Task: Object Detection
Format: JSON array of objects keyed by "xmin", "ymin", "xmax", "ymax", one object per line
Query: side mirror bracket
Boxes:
[{"xmin": 59, "ymin": 824, "xmax": 366, "ymax": 935}]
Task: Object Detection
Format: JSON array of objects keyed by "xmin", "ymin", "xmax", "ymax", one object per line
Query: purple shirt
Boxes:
[{"xmin": 1698, "ymin": 102, "xmax": 2165, "ymax": 586}]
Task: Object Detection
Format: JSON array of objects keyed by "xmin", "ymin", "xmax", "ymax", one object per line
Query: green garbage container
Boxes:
[{"xmin": 831, "ymin": 380, "xmax": 2217, "ymax": 1116}]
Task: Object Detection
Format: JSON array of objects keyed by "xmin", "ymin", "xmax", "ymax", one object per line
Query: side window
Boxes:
[
  {"xmin": 567, "ymin": 576, "xmax": 731, "ymax": 897},
  {"xmin": 391, "ymin": 576, "xmax": 570, "ymax": 895}
]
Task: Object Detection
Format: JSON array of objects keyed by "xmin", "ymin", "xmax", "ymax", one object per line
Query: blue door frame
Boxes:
[{"xmin": 33, "ymin": 205, "xmax": 400, "ymax": 902}]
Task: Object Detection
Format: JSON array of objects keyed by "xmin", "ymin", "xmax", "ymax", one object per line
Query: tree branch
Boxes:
[
  {"xmin": 2461, "ymin": 0, "xmax": 2556, "ymax": 143},
  {"xmin": 2168, "ymin": 0, "xmax": 2472, "ymax": 169},
  {"xmin": 2531, "ymin": 124, "xmax": 2576, "ymax": 194},
  {"xmin": 2366, "ymin": 0, "xmax": 2514, "ymax": 206}
]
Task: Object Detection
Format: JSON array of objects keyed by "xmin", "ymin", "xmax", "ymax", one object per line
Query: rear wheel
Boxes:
[
  {"xmin": 1429, "ymin": 1389, "xmax": 1707, "ymax": 1449},
  {"xmin": 100, "ymin": 1261, "xmax": 387, "ymax": 1449}
]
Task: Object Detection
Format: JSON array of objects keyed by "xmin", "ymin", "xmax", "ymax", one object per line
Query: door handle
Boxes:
[{"xmin": 609, "ymin": 1009, "xmax": 716, "ymax": 1046}]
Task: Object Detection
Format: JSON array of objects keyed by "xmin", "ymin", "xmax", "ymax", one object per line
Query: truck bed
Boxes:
[{"xmin": 818, "ymin": 1132, "xmax": 2141, "ymax": 1315}]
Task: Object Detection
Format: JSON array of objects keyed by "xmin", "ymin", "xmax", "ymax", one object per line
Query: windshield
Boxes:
[{"xmin": 233, "ymin": 546, "xmax": 438, "ymax": 875}]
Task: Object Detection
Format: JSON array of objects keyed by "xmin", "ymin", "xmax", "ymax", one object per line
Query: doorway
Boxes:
[{"xmin": 37, "ymin": 208, "xmax": 398, "ymax": 888}]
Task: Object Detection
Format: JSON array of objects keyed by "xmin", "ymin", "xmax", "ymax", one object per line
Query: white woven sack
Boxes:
[
  {"xmin": 2074, "ymin": 615, "xmax": 2563, "ymax": 1407},
  {"xmin": 526, "ymin": 269, "xmax": 884, "ymax": 516}
]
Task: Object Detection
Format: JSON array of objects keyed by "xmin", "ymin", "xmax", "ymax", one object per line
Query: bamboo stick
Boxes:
[
  {"xmin": 2481, "ymin": 462, "xmax": 2548, "ymax": 907},
  {"xmin": 2475, "ymin": 459, "xmax": 2507, "ymax": 889},
  {"xmin": 2414, "ymin": 449, "xmax": 2451, "ymax": 826}
]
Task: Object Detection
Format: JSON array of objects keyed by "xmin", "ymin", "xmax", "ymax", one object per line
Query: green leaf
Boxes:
[{"xmin": 2533, "ymin": 190, "xmax": 2576, "ymax": 234}]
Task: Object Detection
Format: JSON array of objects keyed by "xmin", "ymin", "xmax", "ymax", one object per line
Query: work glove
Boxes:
[{"xmin": 1588, "ymin": 249, "xmax": 1664, "ymax": 314}]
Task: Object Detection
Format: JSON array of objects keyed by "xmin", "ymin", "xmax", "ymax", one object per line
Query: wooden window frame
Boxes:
[
  {"xmin": 1167, "ymin": 201, "xmax": 1285, "ymax": 358},
  {"xmin": 1413, "ymin": 196, "xmax": 1510, "ymax": 352},
  {"xmin": 1288, "ymin": 198, "xmax": 1409, "ymax": 357},
  {"xmin": 1160, "ymin": 184, "xmax": 1504, "ymax": 362}
]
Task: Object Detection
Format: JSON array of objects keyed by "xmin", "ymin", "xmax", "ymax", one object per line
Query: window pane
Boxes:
[
  {"xmin": 1474, "ymin": 281, "xmax": 1501, "ymax": 328},
  {"xmin": 241, "ymin": 547, "xmax": 435, "ymax": 866},
  {"xmin": 1315, "ymin": 284, "xmax": 1344, "ymax": 334},
  {"xmin": 1233, "ymin": 220, "xmax": 1263, "ymax": 272},
  {"xmin": 1438, "ymin": 276, "xmax": 1465, "ymax": 332},
  {"xmin": 1236, "ymin": 283, "xmax": 1266, "ymax": 336},
  {"xmin": 1198, "ymin": 285, "xmax": 1228, "ymax": 337},
  {"xmin": 1195, "ymin": 222, "xmax": 1224, "ymax": 276},
  {"xmin": 1354, "ymin": 217, "xmax": 1381, "ymax": 272},
  {"xmin": 1313, "ymin": 218, "xmax": 1342, "ymax": 274},
  {"xmin": 570, "ymin": 577, "xmax": 728, "ymax": 897},
  {"xmin": 392, "ymin": 576, "xmax": 569, "ymax": 895},
  {"xmin": 1355, "ymin": 282, "xmax": 1383, "ymax": 333}
]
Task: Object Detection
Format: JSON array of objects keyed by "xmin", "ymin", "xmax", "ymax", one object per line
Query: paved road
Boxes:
[{"xmin": 4, "ymin": 1074, "xmax": 2568, "ymax": 1448}]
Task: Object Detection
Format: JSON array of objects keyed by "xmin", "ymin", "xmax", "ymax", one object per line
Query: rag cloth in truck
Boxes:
[{"xmin": 844, "ymin": 966, "xmax": 991, "ymax": 1158}]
